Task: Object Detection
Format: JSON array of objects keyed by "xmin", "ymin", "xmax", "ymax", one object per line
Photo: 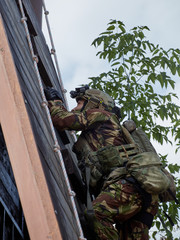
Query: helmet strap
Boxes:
[{"xmin": 80, "ymin": 100, "xmax": 88, "ymax": 112}]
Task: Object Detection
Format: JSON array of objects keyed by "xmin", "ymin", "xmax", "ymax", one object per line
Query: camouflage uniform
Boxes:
[{"xmin": 48, "ymin": 100, "xmax": 159, "ymax": 240}]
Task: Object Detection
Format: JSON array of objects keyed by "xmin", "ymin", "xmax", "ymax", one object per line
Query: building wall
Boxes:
[
  {"xmin": 0, "ymin": 0, "xmax": 86, "ymax": 239},
  {"xmin": 30, "ymin": 0, "xmax": 42, "ymax": 28},
  {"xmin": 0, "ymin": 126, "xmax": 29, "ymax": 239}
]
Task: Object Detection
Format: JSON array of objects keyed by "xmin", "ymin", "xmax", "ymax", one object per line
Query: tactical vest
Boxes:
[
  {"xmin": 73, "ymin": 126, "xmax": 140, "ymax": 188},
  {"xmin": 73, "ymin": 125, "xmax": 176, "ymax": 201}
]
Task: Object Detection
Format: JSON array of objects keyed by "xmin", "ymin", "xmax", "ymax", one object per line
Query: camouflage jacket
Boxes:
[
  {"xmin": 48, "ymin": 100, "xmax": 126, "ymax": 151},
  {"xmin": 48, "ymin": 100, "xmax": 127, "ymax": 191}
]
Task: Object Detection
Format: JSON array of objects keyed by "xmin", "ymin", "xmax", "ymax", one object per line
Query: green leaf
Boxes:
[
  {"xmin": 168, "ymin": 79, "xmax": 175, "ymax": 89},
  {"xmin": 118, "ymin": 24, "xmax": 126, "ymax": 33},
  {"xmin": 118, "ymin": 65, "xmax": 124, "ymax": 75},
  {"xmin": 111, "ymin": 61, "xmax": 120, "ymax": 67},
  {"xmin": 109, "ymin": 19, "xmax": 117, "ymax": 25},
  {"xmin": 170, "ymin": 62, "xmax": 176, "ymax": 75},
  {"xmin": 142, "ymin": 26, "xmax": 150, "ymax": 31},
  {"xmin": 107, "ymin": 25, "xmax": 115, "ymax": 31},
  {"xmin": 177, "ymin": 65, "xmax": 180, "ymax": 77},
  {"xmin": 139, "ymin": 31, "xmax": 144, "ymax": 39},
  {"xmin": 142, "ymin": 42, "xmax": 146, "ymax": 50},
  {"xmin": 157, "ymin": 74, "xmax": 164, "ymax": 88},
  {"xmin": 175, "ymin": 48, "xmax": 180, "ymax": 54},
  {"xmin": 152, "ymin": 231, "xmax": 157, "ymax": 239},
  {"xmin": 148, "ymin": 72, "xmax": 156, "ymax": 83},
  {"xmin": 152, "ymin": 48, "xmax": 159, "ymax": 55},
  {"xmin": 156, "ymin": 221, "xmax": 160, "ymax": 230},
  {"xmin": 136, "ymin": 40, "xmax": 141, "ymax": 47},
  {"xmin": 100, "ymin": 31, "xmax": 113, "ymax": 36}
]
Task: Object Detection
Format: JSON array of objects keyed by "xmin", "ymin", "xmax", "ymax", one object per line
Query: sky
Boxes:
[
  {"xmin": 42, "ymin": 1, "xmax": 180, "ymax": 237},
  {"xmin": 42, "ymin": 0, "xmax": 180, "ymax": 108},
  {"xmin": 42, "ymin": 0, "xmax": 180, "ymax": 159}
]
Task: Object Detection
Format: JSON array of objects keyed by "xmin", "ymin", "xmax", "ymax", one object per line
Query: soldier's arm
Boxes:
[
  {"xmin": 48, "ymin": 100, "xmax": 87, "ymax": 131},
  {"xmin": 48, "ymin": 101, "xmax": 112, "ymax": 132}
]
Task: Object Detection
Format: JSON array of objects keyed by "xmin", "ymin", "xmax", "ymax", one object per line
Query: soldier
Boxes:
[{"xmin": 44, "ymin": 85, "xmax": 159, "ymax": 240}]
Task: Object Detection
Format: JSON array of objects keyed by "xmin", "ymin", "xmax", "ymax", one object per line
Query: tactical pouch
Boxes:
[
  {"xmin": 96, "ymin": 144, "xmax": 139, "ymax": 175},
  {"xmin": 102, "ymin": 167, "xmax": 127, "ymax": 189},
  {"xmin": 84, "ymin": 153, "xmax": 103, "ymax": 188},
  {"xmin": 96, "ymin": 145, "xmax": 125, "ymax": 175},
  {"xmin": 126, "ymin": 152, "xmax": 170, "ymax": 194}
]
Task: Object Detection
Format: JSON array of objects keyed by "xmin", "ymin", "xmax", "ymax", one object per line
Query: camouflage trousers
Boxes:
[{"xmin": 92, "ymin": 179, "xmax": 159, "ymax": 240}]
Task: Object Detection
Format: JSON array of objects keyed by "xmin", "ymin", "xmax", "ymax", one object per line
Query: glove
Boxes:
[{"xmin": 44, "ymin": 87, "xmax": 63, "ymax": 101}]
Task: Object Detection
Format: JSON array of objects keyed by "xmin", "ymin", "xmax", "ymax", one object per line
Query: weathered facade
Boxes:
[
  {"xmin": 0, "ymin": 126, "xmax": 29, "ymax": 239},
  {"xmin": 0, "ymin": 0, "xmax": 86, "ymax": 239}
]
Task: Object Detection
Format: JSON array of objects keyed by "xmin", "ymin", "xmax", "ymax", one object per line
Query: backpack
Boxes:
[
  {"xmin": 99, "ymin": 126, "xmax": 176, "ymax": 199},
  {"xmin": 125, "ymin": 151, "xmax": 170, "ymax": 194},
  {"xmin": 127, "ymin": 127, "xmax": 177, "ymax": 202},
  {"xmin": 74, "ymin": 124, "xmax": 177, "ymax": 201},
  {"xmin": 97, "ymin": 145, "xmax": 170, "ymax": 195}
]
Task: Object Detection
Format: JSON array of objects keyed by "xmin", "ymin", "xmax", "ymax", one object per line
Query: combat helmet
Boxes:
[{"xmin": 70, "ymin": 85, "xmax": 121, "ymax": 117}]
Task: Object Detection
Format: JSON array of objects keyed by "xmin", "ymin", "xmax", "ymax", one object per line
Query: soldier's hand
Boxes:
[{"xmin": 44, "ymin": 87, "xmax": 63, "ymax": 101}]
